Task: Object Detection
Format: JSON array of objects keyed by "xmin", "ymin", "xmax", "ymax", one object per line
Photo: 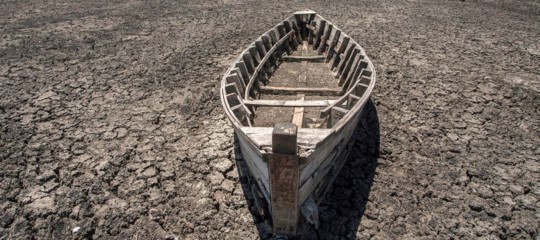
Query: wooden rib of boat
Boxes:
[{"xmin": 220, "ymin": 10, "xmax": 376, "ymax": 236}]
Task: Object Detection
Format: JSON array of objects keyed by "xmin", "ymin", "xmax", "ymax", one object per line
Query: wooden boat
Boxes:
[{"xmin": 220, "ymin": 10, "xmax": 376, "ymax": 236}]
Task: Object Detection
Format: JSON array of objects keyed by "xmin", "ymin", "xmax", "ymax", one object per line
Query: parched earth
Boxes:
[{"xmin": 0, "ymin": 0, "xmax": 538, "ymax": 239}]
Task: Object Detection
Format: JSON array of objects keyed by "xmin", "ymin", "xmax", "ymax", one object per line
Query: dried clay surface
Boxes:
[{"xmin": 0, "ymin": 0, "xmax": 538, "ymax": 239}]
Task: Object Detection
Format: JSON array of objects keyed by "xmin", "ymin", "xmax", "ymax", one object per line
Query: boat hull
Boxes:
[{"xmin": 220, "ymin": 10, "xmax": 376, "ymax": 236}]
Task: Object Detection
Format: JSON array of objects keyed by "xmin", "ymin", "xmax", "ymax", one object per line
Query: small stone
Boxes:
[{"xmin": 72, "ymin": 226, "xmax": 81, "ymax": 233}]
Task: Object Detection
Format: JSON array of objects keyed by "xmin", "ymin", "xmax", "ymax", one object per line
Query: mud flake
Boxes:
[
  {"xmin": 208, "ymin": 172, "xmax": 224, "ymax": 186},
  {"xmin": 130, "ymin": 179, "xmax": 146, "ymax": 192},
  {"xmin": 28, "ymin": 196, "xmax": 55, "ymax": 212},
  {"xmin": 447, "ymin": 133, "xmax": 459, "ymax": 141},
  {"xmin": 141, "ymin": 167, "xmax": 157, "ymax": 178},
  {"xmin": 212, "ymin": 158, "xmax": 233, "ymax": 173},
  {"xmin": 102, "ymin": 131, "xmax": 117, "ymax": 140},
  {"xmin": 221, "ymin": 179, "xmax": 235, "ymax": 192},
  {"xmin": 106, "ymin": 197, "xmax": 128, "ymax": 210},
  {"xmin": 20, "ymin": 114, "xmax": 34, "ymax": 125},
  {"xmin": 114, "ymin": 127, "xmax": 128, "ymax": 138},
  {"xmin": 37, "ymin": 90, "xmax": 56, "ymax": 101},
  {"xmin": 41, "ymin": 181, "xmax": 59, "ymax": 193}
]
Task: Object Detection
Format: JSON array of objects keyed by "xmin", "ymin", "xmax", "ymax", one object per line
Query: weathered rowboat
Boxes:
[{"xmin": 220, "ymin": 10, "xmax": 376, "ymax": 236}]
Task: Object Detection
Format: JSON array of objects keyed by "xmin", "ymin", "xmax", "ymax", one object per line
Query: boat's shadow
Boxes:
[{"xmin": 233, "ymin": 99, "xmax": 380, "ymax": 239}]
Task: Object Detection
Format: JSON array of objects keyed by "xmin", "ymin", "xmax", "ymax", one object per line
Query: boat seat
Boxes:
[{"xmin": 244, "ymin": 99, "xmax": 337, "ymax": 107}]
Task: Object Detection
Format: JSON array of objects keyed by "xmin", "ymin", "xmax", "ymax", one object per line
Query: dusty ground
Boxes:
[{"xmin": 0, "ymin": 0, "xmax": 539, "ymax": 239}]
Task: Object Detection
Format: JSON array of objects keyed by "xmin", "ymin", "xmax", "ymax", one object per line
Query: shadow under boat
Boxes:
[{"xmin": 233, "ymin": 99, "xmax": 380, "ymax": 239}]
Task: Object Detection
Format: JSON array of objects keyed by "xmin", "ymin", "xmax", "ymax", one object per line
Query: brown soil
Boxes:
[{"xmin": 0, "ymin": 0, "xmax": 538, "ymax": 239}]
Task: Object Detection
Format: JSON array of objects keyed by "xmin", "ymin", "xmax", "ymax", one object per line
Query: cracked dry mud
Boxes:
[{"xmin": 0, "ymin": 0, "xmax": 538, "ymax": 239}]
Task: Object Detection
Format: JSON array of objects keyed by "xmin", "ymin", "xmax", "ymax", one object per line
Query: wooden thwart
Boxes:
[
  {"xmin": 283, "ymin": 55, "xmax": 326, "ymax": 62},
  {"xmin": 244, "ymin": 99, "xmax": 337, "ymax": 107},
  {"xmin": 259, "ymin": 86, "xmax": 342, "ymax": 96}
]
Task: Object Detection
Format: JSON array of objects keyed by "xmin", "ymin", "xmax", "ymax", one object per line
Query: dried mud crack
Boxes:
[{"xmin": 0, "ymin": 0, "xmax": 538, "ymax": 239}]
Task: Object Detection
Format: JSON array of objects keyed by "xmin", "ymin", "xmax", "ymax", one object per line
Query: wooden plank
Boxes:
[
  {"xmin": 328, "ymin": 106, "xmax": 348, "ymax": 127},
  {"xmin": 335, "ymin": 43, "xmax": 355, "ymax": 77},
  {"xmin": 330, "ymin": 36, "xmax": 350, "ymax": 70},
  {"xmin": 313, "ymin": 20, "xmax": 326, "ymax": 50},
  {"xmin": 283, "ymin": 21, "xmax": 298, "ymax": 49},
  {"xmin": 293, "ymin": 10, "xmax": 317, "ymax": 15},
  {"xmin": 226, "ymin": 93, "xmax": 240, "ymax": 106},
  {"xmin": 268, "ymin": 30, "xmax": 283, "ymax": 62},
  {"xmin": 255, "ymin": 39, "xmax": 273, "ymax": 79},
  {"xmin": 244, "ymin": 99, "xmax": 337, "ymax": 107},
  {"xmin": 299, "ymin": 110, "xmax": 361, "ymax": 204},
  {"xmin": 249, "ymin": 45, "xmax": 262, "ymax": 65},
  {"xmin": 292, "ymin": 94, "xmax": 305, "ymax": 127},
  {"xmin": 230, "ymin": 68, "xmax": 246, "ymax": 88},
  {"xmin": 359, "ymin": 70, "xmax": 373, "ymax": 84},
  {"xmin": 299, "ymin": 41, "xmax": 309, "ymax": 84},
  {"xmin": 259, "ymin": 86, "xmax": 342, "ymax": 96},
  {"xmin": 249, "ymin": 46, "xmax": 268, "ymax": 84},
  {"xmin": 231, "ymin": 104, "xmax": 252, "ymax": 127},
  {"xmin": 240, "ymin": 127, "xmax": 334, "ymax": 149},
  {"xmin": 244, "ymin": 30, "xmax": 295, "ymax": 99},
  {"xmin": 261, "ymin": 34, "xmax": 278, "ymax": 70},
  {"xmin": 347, "ymin": 94, "xmax": 361, "ymax": 109},
  {"xmin": 242, "ymin": 52, "xmax": 256, "ymax": 75},
  {"xmin": 231, "ymin": 67, "xmax": 257, "ymax": 102},
  {"xmin": 337, "ymin": 49, "xmax": 360, "ymax": 85},
  {"xmin": 304, "ymin": 117, "xmax": 357, "ymax": 204},
  {"xmin": 236, "ymin": 132, "xmax": 270, "ymax": 202},
  {"xmin": 312, "ymin": 131, "xmax": 355, "ymax": 204},
  {"xmin": 293, "ymin": 14, "xmax": 307, "ymax": 40},
  {"xmin": 299, "ymin": 144, "xmax": 339, "ymax": 202},
  {"xmin": 344, "ymin": 60, "xmax": 369, "ymax": 92},
  {"xmin": 325, "ymin": 29, "xmax": 341, "ymax": 62},
  {"xmin": 340, "ymin": 55, "xmax": 362, "ymax": 91},
  {"xmin": 234, "ymin": 61, "xmax": 250, "ymax": 85},
  {"xmin": 290, "ymin": 20, "xmax": 303, "ymax": 45},
  {"xmin": 225, "ymin": 83, "xmax": 241, "ymax": 96},
  {"xmin": 317, "ymin": 23, "xmax": 332, "ymax": 54},
  {"xmin": 277, "ymin": 24, "xmax": 292, "ymax": 54},
  {"xmin": 283, "ymin": 55, "xmax": 326, "ymax": 62},
  {"xmin": 307, "ymin": 21, "xmax": 316, "ymax": 45},
  {"xmin": 355, "ymin": 83, "xmax": 368, "ymax": 97},
  {"xmin": 269, "ymin": 123, "xmax": 300, "ymax": 236},
  {"xmin": 226, "ymin": 73, "xmax": 245, "ymax": 96}
]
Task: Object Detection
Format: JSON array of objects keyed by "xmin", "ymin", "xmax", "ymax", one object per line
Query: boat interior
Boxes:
[{"xmin": 221, "ymin": 10, "xmax": 375, "ymax": 131}]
